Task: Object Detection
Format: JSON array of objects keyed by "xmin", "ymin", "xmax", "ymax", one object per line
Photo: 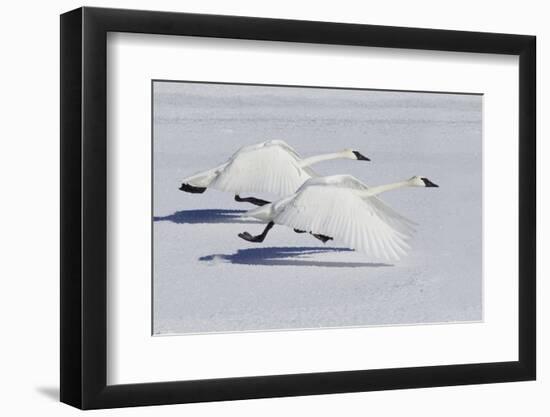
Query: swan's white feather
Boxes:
[
  {"xmin": 209, "ymin": 141, "xmax": 316, "ymax": 197},
  {"xmin": 247, "ymin": 175, "xmax": 416, "ymax": 260},
  {"xmin": 296, "ymin": 175, "xmax": 416, "ymax": 235},
  {"xmin": 181, "ymin": 162, "xmax": 228, "ymax": 188},
  {"xmin": 296, "ymin": 174, "xmax": 368, "ymax": 192}
]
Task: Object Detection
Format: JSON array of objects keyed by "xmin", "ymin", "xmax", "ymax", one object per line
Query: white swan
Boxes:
[
  {"xmin": 179, "ymin": 140, "xmax": 370, "ymax": 206},
  {"xmin": 238, "ymin": 175, "xmax": 439, "ymax": 261}
]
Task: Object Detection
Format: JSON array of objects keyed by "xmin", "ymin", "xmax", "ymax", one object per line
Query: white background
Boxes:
[{"xmin": 0, "ymin": 0, "xmax": 545, "ymax": 416}]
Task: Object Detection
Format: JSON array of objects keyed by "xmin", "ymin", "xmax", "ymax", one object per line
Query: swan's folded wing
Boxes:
[{"xmin": 273, "ymin": 186, "xmax": 414, "ymax": 260}]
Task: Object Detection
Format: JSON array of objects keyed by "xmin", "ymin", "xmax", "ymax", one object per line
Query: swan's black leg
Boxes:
[
  {"xmin": 294, "ymin": 229, "xmax": 307, "ymax": 234},
  {"xmin": 311, "ymin": 233, "xmax": 333, "ymax": 243},
  {"xmin": 179, "ymin": 183, "xmax": 206, "ymax": 193},
  {"xmin": 238, "ymin": 222, "xmax": 275, "ymax": 243},
  {"xmin": 234, "ymin": 195, "xmax": 270, "ymax": 207}
]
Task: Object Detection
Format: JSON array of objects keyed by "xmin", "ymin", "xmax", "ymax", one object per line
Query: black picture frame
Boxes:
[{"xmin": 60, "ymin": 6, "xmax": 536, "ymax": 410}]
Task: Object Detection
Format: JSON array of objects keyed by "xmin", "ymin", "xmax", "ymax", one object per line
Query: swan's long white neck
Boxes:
[
  {"xmin": 362, "ymin": 180, "xmax": 412, "ymax": 197},
  {"xmin": 299, "ymin": 151, "xmax": 350, "ymax": 167}
]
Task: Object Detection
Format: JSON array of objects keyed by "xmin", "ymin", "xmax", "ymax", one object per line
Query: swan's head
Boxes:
[
  {"xmin": 342, "ymin": 149, "xmax": 370, "ymax": 161},
  {"xmin": 408, "ymin": 176, "xmax": 439, "ymax": 188}
]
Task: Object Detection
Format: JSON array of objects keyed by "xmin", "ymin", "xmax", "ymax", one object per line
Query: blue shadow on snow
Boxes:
[
  {"xmin": 154, "ymin": 209, "xmax": 260, "ymax": 225},
  {"xmin": 199, "ymin": 246, "xmax": 392, "ymax": 268}
]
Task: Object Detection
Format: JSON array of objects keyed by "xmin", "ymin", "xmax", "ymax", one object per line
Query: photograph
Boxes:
[{"xmin": 152, "ymin": 80, "xmax": 483, "ymax": 335}]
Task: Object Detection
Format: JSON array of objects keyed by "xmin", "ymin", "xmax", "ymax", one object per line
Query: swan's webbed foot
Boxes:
[
  {"xmin": 238, "ymin": 222, "xmax": 275, "ymax": 243},
  {"xmin": 179, "ymin": 183, "xmax": 207, "ymax": 193},
  {"xmin": 234, "ymin": 195, "xmax": 270, "ymax": 207},
  {"xmin": 238, "ymin": 231, "xmax": 266, "ymax": 242},
  {"xmin": 312, "ymin": 233, "xmax": 333, "ymax": 243},
  {"xmin": 295, "ymin": 228, "xmax": 332, "ymax": 242}
]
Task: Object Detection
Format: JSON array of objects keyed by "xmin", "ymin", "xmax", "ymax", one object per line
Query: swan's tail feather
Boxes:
[
  {"xmin": 242, "ymin": 203, "xmax": 274, "ymax": 222},
  {"xmin": 179, "ymin": 183, "xmax": 206, "ymax": 193},
  {"xmin": 179, "ymin": 163, "xmax": 227, "ymax": 192}
]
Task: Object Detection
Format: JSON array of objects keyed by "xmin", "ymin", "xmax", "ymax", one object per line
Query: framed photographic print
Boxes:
[{"xmin": 60, "ymin": 6, "xmax": 536, "ymax": 409}]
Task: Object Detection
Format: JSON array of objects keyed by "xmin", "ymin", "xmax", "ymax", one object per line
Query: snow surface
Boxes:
[{"xmin": 152, "ymin": 81, "xmax": 482, "ymax": 335}]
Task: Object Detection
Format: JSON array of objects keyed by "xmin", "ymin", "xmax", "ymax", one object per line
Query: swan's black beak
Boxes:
[
  {"xmin": 421, "ymin": 178, "xmax": 439, "ymax": 188},
  {"xmin": 353, "ymin": 151, "xmax": 370, "ymax": 161},
  {"xmin": 179, "ymin": 183, "xmax": 207, "ymax": 193}
]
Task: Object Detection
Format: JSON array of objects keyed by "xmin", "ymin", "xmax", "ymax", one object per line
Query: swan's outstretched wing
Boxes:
[
  {"xmin": 210, "ymin": 142, "xmax": 313, "ymax": 197},
  {"xmin": 273, "ymin": 184, "xmax": 414, "ymax": 260},
  {"xmin": 298, "ymin": 174, "xmax": 369, "ymax": 192},
  {"xmin": 182, "ymin": 141, "xmax": 298, "ymax": 189},
  {"xmin": 230, "ymin": 140, "xmax": 301, "ymax": 160},
  {"xmin": 229, "ymin": 141, "xmax": 270, "ymax": 159},
  {"xmin": 262, "ymin": 140, "xmax": 322, "ymax": 177},
  {"xmin": 340, "ymin": 175, "xmax": 417, "ymax": 235},
  {"xmin": 242, "ymin": 140, "xmax": 319, "ymax": 177},
  {"xmin": 367, "ymin": 196, "xmax": 417, "ymax": 236},
  {"xmin": 264, "ymin": 140, "xmax": 302, "ymax": 159},
  {"xmin": 298, "ymin": 175, "xmax": 416, "ymax": 236}
]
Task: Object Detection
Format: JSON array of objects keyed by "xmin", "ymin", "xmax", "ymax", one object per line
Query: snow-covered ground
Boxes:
[{"xmin": 152, "ymin": 81, "xmax": 482, "ymax": 335}]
